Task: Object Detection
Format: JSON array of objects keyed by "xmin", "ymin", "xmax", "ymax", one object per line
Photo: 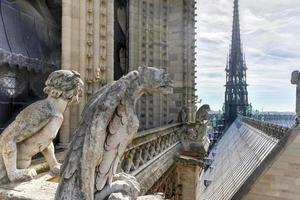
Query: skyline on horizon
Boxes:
[{"xmin": 195, "ymin": 0, "xmax": 300, "ymax": 112}]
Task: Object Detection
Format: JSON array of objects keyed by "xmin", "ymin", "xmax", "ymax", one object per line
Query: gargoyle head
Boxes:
[
  {"xmin": 138, "ymin": 66, "xmax": 173, "ymax": 95},
  {"xmin": 200, "ymin": 104, "xmax": 211, "ymax": 112},
  {"xmin": 196, "ymin": 104, "xmax": 211, "ymax": 123}
]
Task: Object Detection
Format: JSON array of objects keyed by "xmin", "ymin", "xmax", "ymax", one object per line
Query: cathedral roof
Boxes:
[{"xmin": 199, "ymin": 116, "xmax": 294, "ymax": 200}]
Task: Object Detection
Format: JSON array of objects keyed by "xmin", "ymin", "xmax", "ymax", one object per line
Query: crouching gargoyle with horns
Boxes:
[
  {"xmin": 0, "ymin": 70, "xmax": 84, "ymax": 184},
  {"xmin": 55, "ymin": 66, "xmax": 173, "ymax": 200}
]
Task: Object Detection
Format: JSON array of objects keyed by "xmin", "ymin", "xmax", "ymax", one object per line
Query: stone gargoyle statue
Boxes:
[
  {"xmin": 55, "ymin": 66, "xmax": 173, "ymax": 200},
  {"xmin": 180, "ymin": 104, "xmax": 210, "ymax": 156},
  {"xmin": 177, "ymin": 106, "xmax": 188, "ymax": 123},
  {"xmin": 195, "ymin": 104, "xmax": 210, "ymax": 127},
  {"xmin": 0, "ymin": 70, "xmax": 84, "ymax": 184}
]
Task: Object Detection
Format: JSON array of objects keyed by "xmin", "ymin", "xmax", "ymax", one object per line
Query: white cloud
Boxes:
[{"xmin": 195, "ymin": 0, "xmax": 300, "ymax": 112}]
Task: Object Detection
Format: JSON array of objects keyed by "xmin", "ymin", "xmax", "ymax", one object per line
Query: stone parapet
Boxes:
[
  {"xmin": 121, "ymin": 123, "xmax": 182, "ymax": 194},
  {"xmin": 240, "ymin": 116, "xmax": 290, "ymax": 139}
]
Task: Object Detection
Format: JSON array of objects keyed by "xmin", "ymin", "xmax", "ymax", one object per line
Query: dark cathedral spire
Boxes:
[{"xmin": 224, "ymin": 0, "xmax": 249, "ymax": 127}]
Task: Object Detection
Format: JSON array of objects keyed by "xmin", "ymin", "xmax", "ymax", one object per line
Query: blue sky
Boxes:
[{"xmin": 195, "ymin": 0, "xmax": 300, "ymax": 112}]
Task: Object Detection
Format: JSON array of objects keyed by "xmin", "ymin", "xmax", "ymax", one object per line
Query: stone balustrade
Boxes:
[
  {"xmin": 239, "ymin": 116, "xmax": 290, "ymax": 140},
  {"xmin": 120, "ymin": 123, "xmax": 182, "ymax": 175}
]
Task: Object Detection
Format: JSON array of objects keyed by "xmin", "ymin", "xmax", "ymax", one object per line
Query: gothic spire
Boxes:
[
  {"xmin": 224, "ymin": 0, "xmax": 249, "ymax": 127},
  {"xmin": 230, "ymin": 0, "xmax": 243, "ymax": 70}
]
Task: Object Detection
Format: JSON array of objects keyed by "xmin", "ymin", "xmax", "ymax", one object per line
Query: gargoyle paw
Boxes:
[
  {"xmin": 50, "ymin": 163, "xmax": 61, "ymax": 176},
  {"xmin": 9, "ymin": 168, "xmax": 37, "ymax": 182}
]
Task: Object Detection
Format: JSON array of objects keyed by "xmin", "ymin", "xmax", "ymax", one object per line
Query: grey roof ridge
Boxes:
[{"xmin": 230, "ymin": 124, "xmax": 300, "ymax": 200}]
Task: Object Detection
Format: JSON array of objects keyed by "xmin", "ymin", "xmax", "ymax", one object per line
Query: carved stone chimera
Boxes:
[
  {"xmin": 180, "ymin": 104, "xmax": 210, "ymax": 156},
  {"xmin": 55, "ymin": 66, "xmax": 173, "ymax": 200},
  {"xmin": 0, "ymin": 70, "xmax": 84, "ymax": 184}
]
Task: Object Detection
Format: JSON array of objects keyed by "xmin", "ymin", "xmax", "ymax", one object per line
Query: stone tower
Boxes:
[
  {"xmin": 224, "ymin": 0, "xmax": 248, "ymax": 126},
  {"xmin": 129, "ymin": 0, "xmax": 197, "ymax": 130}
]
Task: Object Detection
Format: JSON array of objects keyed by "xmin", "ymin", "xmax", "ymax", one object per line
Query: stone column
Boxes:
[
  {"xmin": 291, "ymin": 71, "xmax": 300, "ymax": 124},
  {"xmin": 60, "ymin": 0, "xmax": 114, "ymax": 145},
  {"xmin": 175, "ymin": 156, "xmax": 204, "ymax": 200}
]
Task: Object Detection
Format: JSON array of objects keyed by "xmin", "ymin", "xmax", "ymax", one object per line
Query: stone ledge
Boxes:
[{"xmin": 0, "ymin": 173, "xmax": 57, "ymax": 200}]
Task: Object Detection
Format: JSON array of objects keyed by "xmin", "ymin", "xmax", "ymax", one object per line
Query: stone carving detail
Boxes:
[
  {"xmin": 291, "ymin": 70, "xmax": 300, "ymax": 124},
  {"xmin": 147, "ymin": 165, "xmax": 176, "ymax": 199},
  {"xmin": 99, "ymin": 0, "xmax": 108, "ymax": 85},
  {"xmin": 180, "ymin": 105, "xmax": 210, "ymax": 155},
  {"xmin": 0, "ymin": 70, "xmax": 84, "ymax": 184},
  {"xmin": 56, "ymin": 66, "xmax": 173, "ymax": 200},
  {"xmin": 85, "ymin": 0, "xmax": 95, "ymax": 97},
  {"xmin": 121, "ymin": 130, "xmax": 180, "ymax": 174},
  {"xmin": 177, "ymin": 106, "xmax": 188, "ymax": 123},
  {"xmin": 240, "ymin": 116, "xmax": 289, "ymax": 139}
]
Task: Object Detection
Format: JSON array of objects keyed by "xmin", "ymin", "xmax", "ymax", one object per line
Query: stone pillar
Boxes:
[
  {"xmin": 291, "ymin": 70, "xmax": 300, "ymax": 124},
  {"xmin": 175, "ymin": 156, "xmax": 204, "ymax": 200},
  {"xmin": 60, "ymin": 0, "xmax": 114, "ymax": 145}
]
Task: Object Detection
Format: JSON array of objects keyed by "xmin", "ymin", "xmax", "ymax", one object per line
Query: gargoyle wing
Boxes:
[
  {"xmin": 0, "ymin": 100, "xmax": 53, "ymax": 143},
  {"xmin": 94, "ymin": 96, "xmax": 129, "ymax": 191},
  {"xmin": 58, "ymin": 71, "xmax": 139, "ymax": 200}
]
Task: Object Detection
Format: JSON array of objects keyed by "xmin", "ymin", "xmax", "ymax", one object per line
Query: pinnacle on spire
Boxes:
[{"xmin": 230, "ymin": 0, "xmax": 243, "ymax": 70}]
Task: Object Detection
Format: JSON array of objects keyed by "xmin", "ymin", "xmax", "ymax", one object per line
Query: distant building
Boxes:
[{"xmin": 224, "ymin": 0, "xmax": 249, "ymax": 127}]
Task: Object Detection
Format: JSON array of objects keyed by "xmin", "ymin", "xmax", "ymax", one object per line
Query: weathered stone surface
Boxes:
[
  {"xmin": 137, "ymin": 194, "xmax": 165, "ymax": 200},
  {"xmin": 56, "ymin": 66, "xmax": 173, "ymax": 200},
  {"xmin": 0, "ymin": 70, "xmax": 83, "ymax": 184},
  {"xmin": 177, "ymin": 106, "xmax": 188, "ymax": 123},
  {"xmin": 173, "ymin": 105, "xmax": 210, "ymax": 200},
  {"xmin": 241, "ymin": 127, "xmax": 300, "ymax": 200},
  {"xmin": 0, "ymin": 173, "xmax": 57, "ymax": 200},
  {"xmin": 180, "ymin": 105, "xmax": 210, "ymax": 157},
  {"xmin": 176, "ymin": 161, "xmax": 203, "ymax": 200},
  {"xmin": 105, "ymin": 194, "xmax": 165, "ymax": 200},
  {"xmin": 291, "ymin": 70, "xmax": 300, "ymax": 124}
]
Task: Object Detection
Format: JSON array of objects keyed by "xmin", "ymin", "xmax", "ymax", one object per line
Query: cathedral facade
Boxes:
[
  {"xmin": 60, "ymin": 0, "xmax": 197, "ymax": 143},
  {"xmin": 0, "ymin": 0, "xmax": 197, "ymax": 146}
]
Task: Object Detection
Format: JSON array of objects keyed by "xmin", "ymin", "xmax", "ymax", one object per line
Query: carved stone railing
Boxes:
[
  {"xmin": 120, "ymin": 123, "xmax": 182, "ymax": 175},
  {"xmin": 239, "ymin": 116, "xmax": 290, "ymax": 140}
]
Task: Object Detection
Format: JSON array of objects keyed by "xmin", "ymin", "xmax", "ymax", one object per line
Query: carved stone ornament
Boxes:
[
  {"xmin": 0, "ymin": 70, "xmax": 84, "ymax": 184},
  {"xmin": 55, "ymin": 66, "xmax": 173, "ymax": 200},
  {"xmin": 180, "ymin": 104, "xmax": 210, "ymax": 157}
]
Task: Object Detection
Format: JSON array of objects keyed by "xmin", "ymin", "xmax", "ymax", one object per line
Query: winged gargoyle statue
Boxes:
[{"xmin": 55, "ymin": 66, "xmax": 173, "ymax": 200}]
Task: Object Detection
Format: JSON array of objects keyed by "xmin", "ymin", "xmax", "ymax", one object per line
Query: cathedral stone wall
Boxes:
[
  {"xmin": 60, "ymin": 0, "xmax": 114, "ymax": 144},
  {"xmin": 242, "ymin": 127, "xmax": 300, "ymax": 200},
  {"xmin": 129, "ymin": 0, "xmax": 197, "ymax": 130},
  {"xmin": 59, "ymin": 0, "xmax": 197, "ymax": 142}
]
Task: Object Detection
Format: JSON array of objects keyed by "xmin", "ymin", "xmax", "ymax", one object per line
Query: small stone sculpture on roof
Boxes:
[
  {"xmin": 0, "ymin": 70, "xmax": 84, "ymax": 184},
  {"xmin": 180, "ymin": 104, "xmax": 211, "ymax": 156}
]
